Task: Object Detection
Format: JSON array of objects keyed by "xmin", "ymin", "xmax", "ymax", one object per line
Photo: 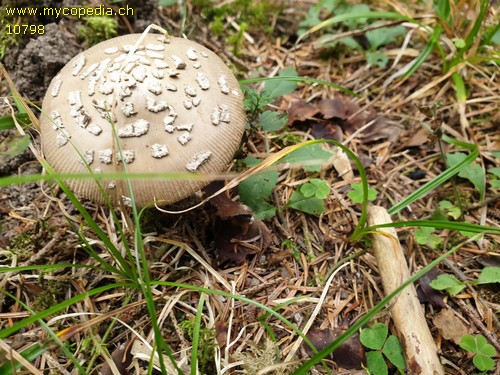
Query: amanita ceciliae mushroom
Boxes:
[{"xmin": 40, "ymin": 33, "xmax": 246, "ymax": 208}]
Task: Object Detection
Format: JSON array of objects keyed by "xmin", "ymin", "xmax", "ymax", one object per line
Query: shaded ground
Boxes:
[{"xmin": 0, "ymin": 1, "xmax": 499, "ymax": 374}]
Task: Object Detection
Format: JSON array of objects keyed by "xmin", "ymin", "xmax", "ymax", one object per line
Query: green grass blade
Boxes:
[
  {"xmin": 369, "ymin": 220, "xmax": 500, "ymax": 235},
  {"xmin": 434, "ymin": 0, "xmax": 451, "ymax": 23},
  {"xmin": 0, "ymin": 342, "xmax": 48, "ymax": 374},
  {"xmin": 191, "ymin": 293, "xmax": 206, "ymax": 375},
  {"xmin": 462, "ymin": 0, "xmax": 490, "ymax": 52},
  {"xmin": 482, "ymin": 23, "xmax": 500, "ymax": 45},
  {"xmin": 0, "ymin": 113, "xmax": 29, "ymax": 130},
  {"xmin": 388, "ymin": 144, "xmax": 478, "ymax": 215},
  {"xmin": 153, "ymin": 281, "xmax": 318, "ymax": 355},
  {"xmin": 452, "ymin": 72, "xmax": 467, "ymax": 104},
  {"xmin": 136, "ymin": 208, "xmax": 180, "ymax": 374},
  {"xmin": 0, "ymin": 263, "xmax": 104, "ymax": 274},
  {"xmin": 0, "ymin": 170, "xmax": 207, "ymax": 186},
  {"xmin": 403, "ymin": 25, "xmax": 443, "ymax": 78}
]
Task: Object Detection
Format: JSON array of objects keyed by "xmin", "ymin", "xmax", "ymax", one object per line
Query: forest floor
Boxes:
[{"xmin": 0, "ymin": 1, "xmax": 499, "ymax": 374}]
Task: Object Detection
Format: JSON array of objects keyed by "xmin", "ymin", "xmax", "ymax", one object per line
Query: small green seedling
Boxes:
[
  {"xmin": 244, "ymin": 66, "xmax": 298, "ymax": 119},
  {"xmin": 0, "ymin": 134, "xmax": 30, "ymax": 164},
  {"xmin": 488, "ymin": 168, "xmax": 500, "ymax": 189},
  {"xmin": 460, "ymin": 334, "xmax": 497, "ymax": 372},
  {"xmin": 348, "ymin": 182, "xmax": 377, "ymax": 204},
  {"xmin": 429, "ymin": 274, "xmax": 466, "ymax": 295},
  {"xmin": 415, "ymin": 227, "xmax": 442, "ymax": 249},
  {"xmin": 438, "ymin": 200, "xmax": 461, "ymax": 220},
  {"xmin": 287, "ymin": 178, "xmax": 330, "ymax": 216},
  {"xmin": 360, "ymin": 323, "xmax": 406, "ymax": 375}
]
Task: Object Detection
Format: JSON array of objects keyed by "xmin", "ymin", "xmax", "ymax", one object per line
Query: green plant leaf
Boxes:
[
  {"xmin": 415, "ymin": 227, "xmax": 442, "ymax": 249},
  {"xmin": 348, "ymin": 182, "xmax": 377, "ymax": 203},
  {"xmin": 264, "ymin": 67, "xmax": 298, "ymax": 99},
  {"xmin": 460, "ymin": 334, "xmax": 497, "ymax": 372},
  {"xmin": 335, "ymin": 4, "xmax": 372, "ymax": 29},
  {"xmin": 439, "ymin": 200, "xmax": 461, "ymax": 220},
  {"xmin": 287, "ymin": 190, "xmax": 326, "ymax": 216},
  {"xmin": 383, "ymin": 335, "xmax": 406, "ymax": 369},
  {"xmin": 259, "ymin": 110, "xmax": 288, "ymax": 131},
  {"xmin": 360, "ymin": 323, "xmax": 388, "ymax": 350},
  {"xmin": 488, "ymin": 167, "xmax": 500, "ymax": 189},
  {"xmin": 473, "ymin": 354, "xmax": 496, "ymax": 372},
  {"xmin": 0, "ymin": 134, "xmax": 30, "ymax": 163},
  {"xmin": 366, "ymin": 51, "xmax": 389, "ymax": 68},
  {"xmin": 253, "ymin": 201, "xmax": 277, "ymax": 220},
  {"xmin": 488, "ymin": 168, "xmax": 500, "ymax": 177},
  {"xmin": 366, "ymin": 25, "xmax": 406, "ymax": 50},
  {"xmin": 475, "ymin": 267, "xmax": 500, "ymax": 285},
  {"xmin": 239, "ymin": 169, "xmax": 279, "ymax": 219},
  {"xmin": 243, "ymin": 87, "xmax": 274, "ymax": 113},
  {"xmin": 446, "ymin": 152, "xmax": 485, "ymax": 199},
  {"xmin": 300, "ymin": 179, "xmax": 330, "ymax": 199},
  {"xmin": 489, "ymin": 26, "xmax": 500, "ymax": 44},
  {"xmin": 460, "ymin": 334, "xmax": 479, "ymax": 352},
  {"xmin": 0, "ymin": 113, "xmax": 29, "ymax": 130},
  {"xmin": 365, "ymin": 350, "xmax": 388, "ymax": 375},
  {"xmin": 280, "ymin": 143, "xmax": 333, "ymax": 172},
  {"xmin": 429, "ymin": 274, "xmax": 465, "ymax": 295},
  {"xmin": 452, "ymin": 37, "xmax": 466, "ymax": 49},
  {"xmin": 434, "ymin": 0, "xmax": 451, "ymax": 23}
]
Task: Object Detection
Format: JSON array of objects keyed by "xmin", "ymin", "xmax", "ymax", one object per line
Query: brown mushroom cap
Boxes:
[{"xmin": 40, "ymin": 33, "xmax": 246, "ymax": 207}]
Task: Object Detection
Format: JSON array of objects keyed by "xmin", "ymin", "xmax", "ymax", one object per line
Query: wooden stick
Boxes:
[{"xmin": 367, "ymin": 205, "xmax": 444, "ymax": 375}]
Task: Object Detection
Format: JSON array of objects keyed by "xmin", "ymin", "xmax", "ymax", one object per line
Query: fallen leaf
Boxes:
[
  {"xmin": 311, "ymin": 122, "xmax": 343, "ymax": 142},
  {"xmin": 215, "ymin": 320, "xmax": 229, "ymax": 350},
  {"xmin": 304, "ymin": 328, "xmax": 365, "ymax": 370},
  {"xmin": 208, "ymin": 186, "xmax": 272, "ymax": 265},
  {"xmin": 332, "ymin": 332, "xmax": 366, "ymax": 370},
  {"xmin": 433, "ymin": 309, "xmax": 469, "ymax": 345},
  {"xmin": 282, "ymin": 94, "xmax": 396, "ymax": 143},
  {"xmin": 400, "ymin": 127, "xmax": 431, "ymax": 149},
  {"xmin": 284, "ymin": 94, "xmax": 319, "ymax": 124}
]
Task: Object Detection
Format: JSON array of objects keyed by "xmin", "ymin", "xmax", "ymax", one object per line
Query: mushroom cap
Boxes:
[{"xmin": 40, "ymin": 33, "xmax": 246, "ymax": 207}]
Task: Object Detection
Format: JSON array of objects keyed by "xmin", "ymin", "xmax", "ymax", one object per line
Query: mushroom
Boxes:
[{"xmin": 40, "ymin": 33, "xmax": 246, "ymax": 207}]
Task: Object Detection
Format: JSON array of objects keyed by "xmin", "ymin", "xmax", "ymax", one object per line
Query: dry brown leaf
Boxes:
[
  {"xmin": 209, "ymin": 187, "xmax": 271, "ymax": 265},
  {"xmin": 304, "ymin": 328, "xmax": 365, "ymax": 370},
  {"xmin": 433, "ymin": 309, "xmax": 469, "ymax": 345}
]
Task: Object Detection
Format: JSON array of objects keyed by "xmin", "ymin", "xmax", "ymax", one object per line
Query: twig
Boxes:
[{"xmin": 368, "ymin": 205, "xmax": 444, "ymax": 375}]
